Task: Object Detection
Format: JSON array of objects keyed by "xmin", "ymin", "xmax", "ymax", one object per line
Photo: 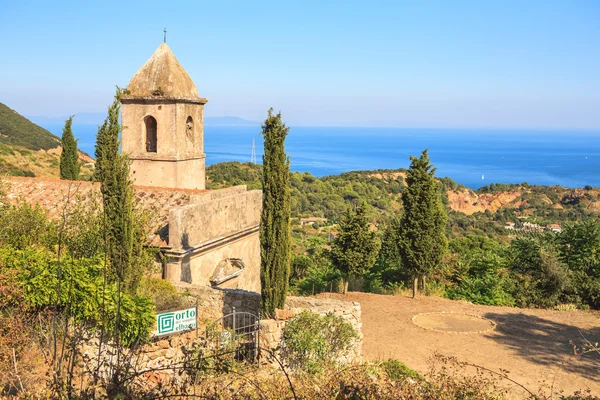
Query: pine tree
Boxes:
[
  {"xmin": 260, "ymin": 108, "xmax": 291, "ymax": 318},
  {"xmin": 331, "ymin": 203, "xmax": 381, "ymax": 293},
  {"xmin": 95, "ymin": 89, "xmax": 142, "ymax": 293},
  {"xmin": 59, "ymin": 116, "xmax": 80, "ymax": 180},
  {"xmin": 397, "ymin": 149, "xmax": 448, "ymax": 298}
]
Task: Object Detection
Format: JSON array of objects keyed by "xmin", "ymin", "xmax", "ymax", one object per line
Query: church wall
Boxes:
[
  {"xmin": 186, "ymin": 232, "xmax": 261, "ymax": 293},
  {"xmin": 169, "ymin": 189, "xmax": 262, "ymax": 249}
]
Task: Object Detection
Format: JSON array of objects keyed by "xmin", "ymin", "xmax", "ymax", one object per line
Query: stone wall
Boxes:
[
  {"xmin": 82, "ymin": 331, "xmax": 206, "ymax": 385},
  {"xmin": 261, "ymin": 296, "xmax": 363, "ymax": 363},
  {"xmin": 175, "ymin": 284, "xmax": 261, "ymax": 323},
  {"xmin": 178, "ymin": 286, "xmax": 363, "ymax": 363},
  {"xmin": 82, "ymin": 290, "xmax": 363, "ymax": 383}
]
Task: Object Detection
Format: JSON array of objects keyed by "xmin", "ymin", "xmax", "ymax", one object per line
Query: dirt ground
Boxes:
[{"xmin": 323, "ymin": 292, "xmax": 600, "ymax": 397}]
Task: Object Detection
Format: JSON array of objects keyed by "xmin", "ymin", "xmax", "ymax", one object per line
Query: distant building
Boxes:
[
  {"xmin": 328, "ymin": 231, "xmax": 339, "ymax": 242},
  {"xmin": 300, "ymin": 217, "xmax": 327, "ymax": 226},
  {"xmin": 505, "ymin": 222, "xmax": 516, "ymax": 230},
  {"xmin": 549, "ymin": 224, "xmax": 562, "ymax": 233},
  {"xmin": 522, "ymin": 222, "xmax": 541, "ymax": 231}
]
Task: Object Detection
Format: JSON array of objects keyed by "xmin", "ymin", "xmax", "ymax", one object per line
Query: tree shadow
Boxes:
[{"xmin": 483, "ymin": 312, "xmax": 600, "ymax": 382}]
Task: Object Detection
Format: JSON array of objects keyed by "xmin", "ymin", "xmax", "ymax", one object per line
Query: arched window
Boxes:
[
  {"xmin": 145, "ymin": 116, "xmax": 157, "ymax": 152},
  {"xmin": 186, "ymin": 116, "xmax": 194, "ymax": 138}
]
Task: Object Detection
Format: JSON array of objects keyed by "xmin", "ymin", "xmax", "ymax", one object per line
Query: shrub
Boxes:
[
  {"xmin": 290, "ymin": 254, "xmax": 314, "ymax": 283},
  {"xmin": 138, "ymin": 277, "xmax": 186, "ymax": 312},
  {"xmin": 0, "ymin": 201, "xmax": 57, "ymax": 250},
  {"xmin": 379, "ymin": 359, "xmax": 422, "ymax": 381},
  {"xmin": 280, "ymin": 310, "xmax": 358, "ymax": 374},
  {"xmin": 293, "ymin": 262, "xmax": 343, "ymax": 295},
  {"xmin": 0, "ymin": 247, "xmax": 154, "ymax": 346}
]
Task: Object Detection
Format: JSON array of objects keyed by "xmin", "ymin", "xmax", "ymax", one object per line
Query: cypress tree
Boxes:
[
  {"xmin": 331, "ymin": 203, "xmax": 381, "ymax": 293},
  {"xmin": 397, "ymin": 149, "xmax": 448, "ymax": 298},
  {"xmin": 260, "ymin": 108, "xmax": 291, "ymax": 318},
  {"xmin": 95, "ymin": 89, "xmax": 141, "ymax": 293},
  {"xmin": 59, "ymin": 116, "xmax": 80, "ymax": 180}
]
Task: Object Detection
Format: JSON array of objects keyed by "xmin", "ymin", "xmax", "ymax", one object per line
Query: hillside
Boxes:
[
  {"xmin": 0, "ymin": 102, "xmax": 60, "ymax": 150},
  {"xmin": 0, "ymin": 102, "xmax": 94, "ymax": 178}
]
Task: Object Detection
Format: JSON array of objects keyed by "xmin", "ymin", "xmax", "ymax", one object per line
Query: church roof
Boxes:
[
  {"xmin": 2, "ymin": 176, "xmax": 208, "ymax": 247},
  {"xmin": 126, "ymin": 43, "xmax": 200, "ymax": 99}
]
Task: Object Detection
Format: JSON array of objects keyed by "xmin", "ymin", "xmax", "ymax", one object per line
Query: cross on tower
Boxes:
[{"xmin": 163, "ymin": 28, "xmax": 167, "ymax": 44}]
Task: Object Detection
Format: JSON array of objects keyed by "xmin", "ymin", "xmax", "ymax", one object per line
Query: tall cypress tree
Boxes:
[
  {"xmin": 59, "ymin": 116, "xmax": 80, "ymax": 180},
  {"xmin": 397, "ymin": 149, "xmax": 448, "ymax": 298},
  {"xmin": 260, "ymin": 108, "xmax": 291, "ymax": 318},
  {"xmin": 95, "ymin": 89, "xmax": 140, "ymax": 293},
  {"xmin": 331, "ymin": 203, "xmax": 381, "ymax": 293}
]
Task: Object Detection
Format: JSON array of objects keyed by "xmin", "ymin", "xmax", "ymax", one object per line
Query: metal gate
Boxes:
[{"xmin": 205, "ymin": 307, "xmax": 260, "ymax": 363}]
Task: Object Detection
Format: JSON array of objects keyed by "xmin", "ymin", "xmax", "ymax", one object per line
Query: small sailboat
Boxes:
[{"xmin": 482, "ymin": 174, "xmax": 485, "ymax": 180}]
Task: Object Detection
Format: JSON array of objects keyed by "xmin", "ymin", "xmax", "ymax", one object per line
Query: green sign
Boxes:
[{"xmin": 155, "ymin": 307, "xmax": 197, "ymax": 336}]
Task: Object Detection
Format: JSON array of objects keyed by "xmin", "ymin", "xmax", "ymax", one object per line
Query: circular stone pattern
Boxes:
[{"xmin": 412, "ymin": 312, "xmax": 496, "ymax": 334}]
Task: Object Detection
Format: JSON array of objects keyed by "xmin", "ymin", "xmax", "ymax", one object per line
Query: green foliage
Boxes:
[
  {"xmin": 280, "ymin": 310, "xmax": 358, "ymax": 374},
  {"xmin": 379, "ymin": 359, "xmax": 422, "ymax": 381},
  {"xmin": 290, "ymin": 254, "xmax": 314, "ymax": 283},
  {"xmin": 207, "ymin": 161, "xmax": 404, "ymax": 223},
  {"xmin": 93, "ymin": 103, "xmax": 119, "ymax": 184},
  {"xmin": 59, "ymin": 116, "xmax": 80, "ymax": 180},
  {"xmin": 0, "ymin": 102, "xmax": 60, "ymax": 151},
  {"xmin": 557, "ymin": 220, "xmax": 600, "ymax": 278},
  {"xmin": 444, "ymin": 236, "xmax": 514, "ymax": 306},
  {"xmin": 0, "ymin": 247, "xmax": 154, "ymax": 346},
  {"xmin": 138, "ymin": 277, "xmax": 185, "ymax": 312},
  {"xmin": 260, "ymin": 109, "xmax": 292, "ymax": 318},
  {"xmin": 446, "ymin": 268, "xmax": 515, "ymax": 306},
  {"xmin": 293, "ymin": 262, "xmax": 343, "ymax": 296},
  {"xmin": 477, "ymin": 182, "xmax": 523, "ymax": 194},
  {"xmin": 207, "ymin": 161, "xmax": 262, "ymax": 190},
  {"xmin": 508, "ymin": 236, "xmax": 570, "ymax": 308},
  {"xmin": 395, "ymin": 150, "xmax": 448, "ymax": 291},
  {"xmin": 556, "ymin": 220, "xmax": 600, "ymax": 308},
  {"xmin": 331, "ymin": 203, "xmax": 381, "ymax": 284},
  {"xmin": 0, "ymin": 201, "xmax": 57, "ymax": 250},
  {"xmin": 62, "ymin": 193, "xmax": 104, "ymax": 259},
  {"xmin": 95, "ymin": 89, "xmax": 146, "ymax": 294}
]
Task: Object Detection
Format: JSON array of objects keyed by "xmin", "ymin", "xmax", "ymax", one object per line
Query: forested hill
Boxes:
[
  {"xmin": 0, "ymin": 102, "xmax": 93, "ymax": 178},
  {"xmin": 207, "ymin": 161, "xmax": 600, "ymax": 237},
  {"xmin": 0, "ymin": 102, "xmax": 60, "ymax": 150},
  {"xmin": 207, "ymin": 161, "xmax": 407, "ymax": 222}
]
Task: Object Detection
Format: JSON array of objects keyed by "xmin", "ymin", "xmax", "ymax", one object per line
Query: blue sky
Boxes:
[{"xmin": 1, "ymin": 0, "xmax": 599, "ymax": 129}]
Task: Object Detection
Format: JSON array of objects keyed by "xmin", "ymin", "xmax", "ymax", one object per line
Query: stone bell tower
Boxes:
[{"xmin": 121, "ymin": 43, "xmax": 207, "ymax": 190}]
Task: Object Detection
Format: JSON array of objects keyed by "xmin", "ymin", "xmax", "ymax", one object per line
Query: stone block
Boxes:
[{"xmin": 274, "ymin": 308, "xmax": 295, "ymax": 321}]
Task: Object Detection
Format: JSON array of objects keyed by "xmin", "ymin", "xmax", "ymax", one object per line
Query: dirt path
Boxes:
[{"xmin": 324, "ymin": 292, "xmax": 600, "ymax": 397}]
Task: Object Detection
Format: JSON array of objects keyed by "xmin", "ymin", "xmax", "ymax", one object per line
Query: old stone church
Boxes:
[{"xmin": 5, "ymin": 43, "xmax": 262, "ymax": 293}]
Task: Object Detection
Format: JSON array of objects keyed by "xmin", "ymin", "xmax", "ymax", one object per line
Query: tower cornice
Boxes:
[{"xmin": 121, "ymin": 96, "xmax": 208, "ymax": 105}]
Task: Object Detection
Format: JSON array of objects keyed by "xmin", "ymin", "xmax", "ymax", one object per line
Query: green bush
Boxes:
[
  {"xmin": 280, "ymin": 310, "xmax": 358, "ymax": 374},
  {"xmin": 293, "ymin": 263, "xmax": 343, "ymax": 295},
  {"xmin": 0, "ymin": 201, "xmax": 57, "ymax": 250},
  {"xmin": 138, "ymin": 277, "xmax": 186, "ymax": 312},
  {"xmin": 0, "ymin": 247, "xmax": 154, "ymax": 346},
  {"xmin": 290, "ymin": 254, "xmax": 314, "ymax": 283},
  {"xmin": 379, "ymin": 359, "xmax": 422, "ymax": 381}
]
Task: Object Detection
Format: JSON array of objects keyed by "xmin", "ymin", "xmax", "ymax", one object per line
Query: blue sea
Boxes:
[{"xmin": 40, "ymin": 123, "xmax": 600, "ymax": 190}]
